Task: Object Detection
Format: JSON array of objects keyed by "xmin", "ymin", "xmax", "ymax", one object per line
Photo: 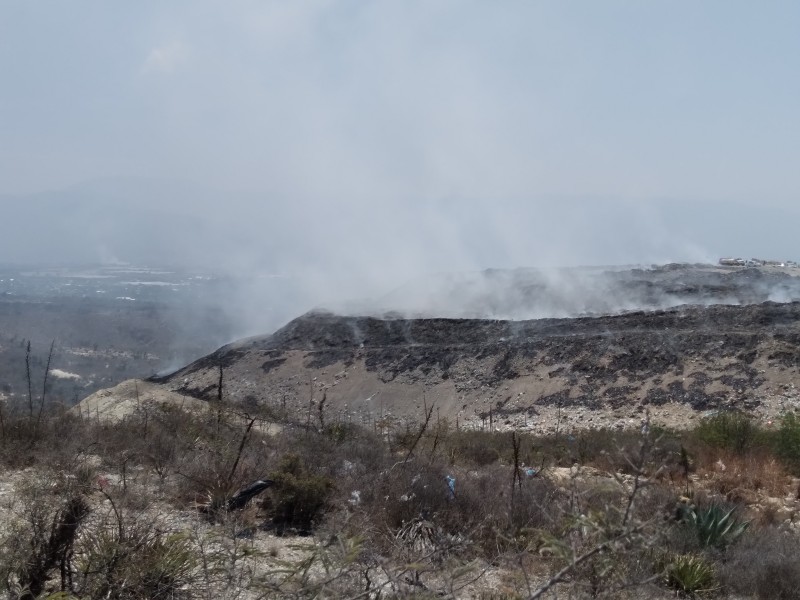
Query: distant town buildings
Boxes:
[
  {"xmin": 719, "ymin": 257, "xmax": 798, "ymax": 268},
  {"xmin": 719, "ymin": 258, "xmax": 746, "ymax": 267}
]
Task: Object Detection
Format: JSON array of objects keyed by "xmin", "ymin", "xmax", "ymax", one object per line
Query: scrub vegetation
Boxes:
[{"xmin": 1, "ymin": 385, "xmax": 800, "ymax": 599}]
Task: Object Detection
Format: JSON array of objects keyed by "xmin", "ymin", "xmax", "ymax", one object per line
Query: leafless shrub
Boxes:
[
  {"xmin": 0, "ymin": 472, "xmax": 89, "ymax": 599},
  {"xmin": 721, "ymin": 526, "xmax": 800, "ymax": 599},
  {"xmin": 75, "ymin": 502, "xmax": 198, "ymax": 600}
]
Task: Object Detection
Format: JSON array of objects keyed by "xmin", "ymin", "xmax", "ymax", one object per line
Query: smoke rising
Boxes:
[{"xmin": 2, "ymin": 2, "xmax": 800, "ymax": 337}]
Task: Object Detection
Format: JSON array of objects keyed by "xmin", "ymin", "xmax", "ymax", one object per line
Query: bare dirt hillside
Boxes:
[
  {"xmin": 75, "ymin": 379, "xmax": 208, "ymax": 421},
  {"xmin": 145, "ymin": 300, "xmax": 800, "ymax": 433}
]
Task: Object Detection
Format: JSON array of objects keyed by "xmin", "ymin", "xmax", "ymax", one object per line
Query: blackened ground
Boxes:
[{"xmin": 155, "ymin": 301, "xmax": 800, "ymax": 422}]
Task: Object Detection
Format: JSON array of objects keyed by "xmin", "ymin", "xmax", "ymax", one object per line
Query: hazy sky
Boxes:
[{"xmin": 2, "ymin": 2, "xmax": 799, "ymax": 284}]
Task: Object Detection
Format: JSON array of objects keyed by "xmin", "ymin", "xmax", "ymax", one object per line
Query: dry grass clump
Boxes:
[{"xmin": 698, "ymin": 450, "xmax": 789, "ymax": 501}]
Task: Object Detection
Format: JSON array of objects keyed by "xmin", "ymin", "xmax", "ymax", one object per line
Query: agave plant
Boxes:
[
  {"xmin": 666, "ymin": 553, "xmax": 718, "ymax": 596},
  {"xmin": 683, "ymin": 504, "xmax": 749, "ymax": 549}
]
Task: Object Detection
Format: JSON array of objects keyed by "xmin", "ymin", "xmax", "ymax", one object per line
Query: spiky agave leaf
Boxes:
[{"xmin": 685, "ymin": 505, "xmax": 749, "ymax": 549}]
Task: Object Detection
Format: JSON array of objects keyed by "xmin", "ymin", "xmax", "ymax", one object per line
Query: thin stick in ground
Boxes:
[{"xmin": 403, "ymin": 399, "xmax": 435, "ymax": 465}]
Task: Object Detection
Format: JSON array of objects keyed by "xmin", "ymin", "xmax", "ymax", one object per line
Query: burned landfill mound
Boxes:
[{"xmin": 148, "ymin": 264, "xmax": 800, "ymax": 433}]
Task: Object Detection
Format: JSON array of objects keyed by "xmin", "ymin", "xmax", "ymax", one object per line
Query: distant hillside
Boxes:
[{"xmin": 369, "ymin": 263, "xmax": 800, "ymax": 319}]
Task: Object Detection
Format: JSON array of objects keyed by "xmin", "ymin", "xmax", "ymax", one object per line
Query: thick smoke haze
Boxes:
[{"xmin": 2, "ymin": 2, "xmax": 799, "ymax": 334}]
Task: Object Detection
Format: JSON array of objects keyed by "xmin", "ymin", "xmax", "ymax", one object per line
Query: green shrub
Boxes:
[
  {"xmin": 773, "ymin": 411, "xmax": 800, "ymax": 472},
  {"xmin": 267, "ymin": 454, "xmax": 333, "ymax": 532},
  {"xmin": 666, "ymin": 553, "xmax": 717, "ymax": 596},
  {"xmin": 694, "ymin": 412, "xmax": 760, "ymax": 455}
]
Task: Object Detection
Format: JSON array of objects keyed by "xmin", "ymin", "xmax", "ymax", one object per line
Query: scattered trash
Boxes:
[
  {"xmin": 227, "ymin": 479, "xmax": 274, "ymax": 511},
  {"xmin": 522, "ymin": 467, "xmax": 538, "ymax": 478},
  {"xmin": 349, "ymin": 490, "xmax": 361, "ymax": 506},
  {"xmin": 445, "ymin": 475, "xmax": 456, "ymax": 498}
]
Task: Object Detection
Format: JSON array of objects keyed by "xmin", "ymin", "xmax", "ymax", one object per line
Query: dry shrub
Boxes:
[
  {"xmin": 0, "ymin": 471, "xmax": 90, "ymax": 599},
  {"xmin": 76, "ymin": 513, "xmax": 197, "ymax": 600},
  {"xmin": 755, "ymin": 501, "xmax": 783, "ymax": 528},
  {"xmin": 695, "ymin": 449, "xmax": 789, "ymax": 501},
  {"xmin": 721, "ymin": 526, "xmax": 800, "ymax": 599},
  {"xmin": 577, "ymin": 428, "xmax": 682, "ymax": 477},
  {"xmin": 0, "ymin": 472, "xmax": 203, "ymax": 599},
  {"xmin": 173, "ymin": 438, "xmax": 266, "ymax": 512},
  {"xmin": 161, "ymin": 411, "xmax": 273, "ymax": 513},
  {"xmin": 506, "ymin": 478, "xmax": 566, "ymax": 556},
  {"xmin": 351, "ymin": 459, "xmax": 566, "ymax": 560},
  {"xmin": 460, "ymin": 468, "xmax": 565, "ymax": 556},
  {"xmin": 772, "ymin": 411, "xmax": 800, "ymax": 474},
  {"xmin": 371, "ymin": 462, "xmax": 457, "ymax": 531},
  {"xmin": 579, "ymin": 478, "xmax": 628, "ymax": 513},
  {"xmin": 271, "ymin": 423, "xmax": 389, "ymax": 477},
  {"xmin": 571, "ymin": 428, "xmax": 644, "ymax": 468},
  {"xmin": 403, "ymin": 428, "xmax": 567, "ymax": 470},
  {"xmin": 630, "ymin": 482, "xmax": 680, "ymax": 526},
  {"xmin": 443, "ymin": 430, "xmax": 507, "ymax": 466},
  {"xmin": 0, "ymin": 405, "xmax": 98, "ymax": 469}
]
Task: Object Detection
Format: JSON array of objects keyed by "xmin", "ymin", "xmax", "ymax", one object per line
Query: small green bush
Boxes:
[
  {"xmin": 666, "ymin": 553, "xmax": 717, "ymax": 596},
  {"xmin": 773, "ymin": 411, "xmax": 800, "ymax": 472},
  {"xmin": 694, "ymin": 412, "xmax": 761, "ymax": 455},
  {"xmin": 267, "ymin": 454, "xmax": 333, "ymax": 532}
]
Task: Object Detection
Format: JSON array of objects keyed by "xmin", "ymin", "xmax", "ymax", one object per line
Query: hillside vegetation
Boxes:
[{"xmin": 1, "ymin": 390, "xmax": 800, "ymax": 598}]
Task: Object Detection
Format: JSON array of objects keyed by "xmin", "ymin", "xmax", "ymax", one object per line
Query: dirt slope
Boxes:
[{"xmin": 75, "ymin": 379, "xmax": 208, "ymax": 421}]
